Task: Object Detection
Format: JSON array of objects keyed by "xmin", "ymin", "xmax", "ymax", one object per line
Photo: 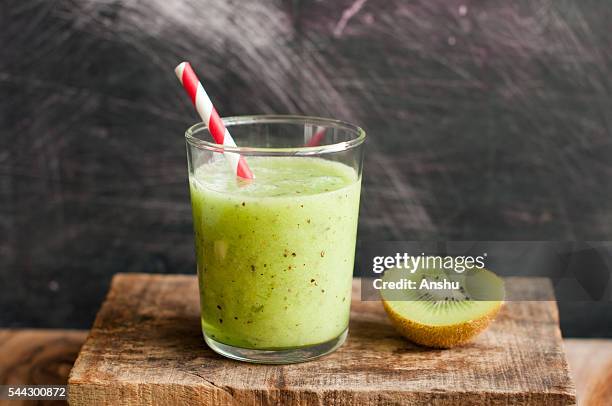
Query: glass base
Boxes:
[{"xmin": 204, "ymin": 328, "xmax": 348, "ymax": 364}]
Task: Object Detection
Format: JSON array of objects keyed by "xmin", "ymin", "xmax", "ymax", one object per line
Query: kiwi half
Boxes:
[{"xmin": 381, "ymin": 266, "xmax": 504, "ymax": 348}]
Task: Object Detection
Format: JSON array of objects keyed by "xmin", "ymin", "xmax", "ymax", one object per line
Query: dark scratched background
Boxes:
[{"xmin": 1, "ymin": 0, "xmax": 611, "ymax": 336}]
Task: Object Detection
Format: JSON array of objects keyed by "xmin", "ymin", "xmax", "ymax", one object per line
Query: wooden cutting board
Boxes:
[{"xmin": 68, "ymin": 274, "xmax": 575, "ymax": 405}]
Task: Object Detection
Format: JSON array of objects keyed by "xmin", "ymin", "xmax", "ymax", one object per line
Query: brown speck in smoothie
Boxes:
[
  {"xmin": 251, "ymin": 265, "xmax": 256, "ymax": 272},
  {"xmin": 234, "ymin": 317, "xmax": 238, "ymax": 320},
  {"xmin": 321, "ymin": 289, "xmax": 325, "ymax": 293},
  {"xmin": 241, "ymin": 202, "xmax": 246, "ymax": 206},
  {"xmin": 287, "ymin": 288, "xmax": 292, "ymax": 292},
  {"xmin": 300, "ymin": 204, "xmax": 304, "ymax": 208},
  {"xmin": 310, "ymin": 279, "xmax": 315, "ymax": 283},
  {"xmin": 320, "ymin": 251, "xmax": 325, "ymax": 257},
  {"xmin": 247, "ymin": 320, "xmax": 252, "ymax": 324},
  {"xmin": 306, "ymin": 219, "xmax": 311, "ymax": 224},
  {"xmin": 263, "ymin": 263, "xmax": 267, "ymax": 267},
  {"xmin": 217, "ymin": 305, "xmax": 222, "ymax": 310},
  {"xmin": 219, "ymin": 318, "xmax": 223, "ymax": 324},
  {"xmin": 288, "ymin": 265, "xmax": 292, "ymax": 270},
  {"xmin": 342, "ymin": 297, "xmax": 346, "ymax": 302},
  {"xmin": 292, "ymin": 252, "xmax": 296, "ymax": 257}
]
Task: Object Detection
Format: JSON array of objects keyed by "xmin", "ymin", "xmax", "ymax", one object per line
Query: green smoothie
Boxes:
[{"xmin": 189, "ymin": 156, "xmax": 361, "ymax": 349}]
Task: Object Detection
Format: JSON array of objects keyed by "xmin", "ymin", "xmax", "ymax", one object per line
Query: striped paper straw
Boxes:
[
  {"xmin": 175, "ymin": 62, "xmax": 253, "ymax": 179},
  {"xmin": 306, "ymin": 127, "xmax": 327, "ymax": 147}
]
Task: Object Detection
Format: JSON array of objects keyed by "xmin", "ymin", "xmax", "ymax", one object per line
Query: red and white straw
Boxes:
[
  {"xmin": 306, "ymin": 127, "xmax": 327, "ymax": 147},
  {"xmin": 175, "ymin": 62, "xmax": 253, "ymax": 179}
]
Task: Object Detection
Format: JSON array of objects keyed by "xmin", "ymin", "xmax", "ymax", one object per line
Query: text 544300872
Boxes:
[{"xmin": 1, "ymin": 386, "xmax": 67, "ymax": 400}]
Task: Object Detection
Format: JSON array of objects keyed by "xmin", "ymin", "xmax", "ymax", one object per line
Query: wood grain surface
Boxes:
[
  {"xmin": 565, "ymin": 339, "xmax": 612, "ymax": 406},
  {"xmin": 1, "ymin": 331, "xmax": 609, "ymax": 405},
  {"xmin": 0, "ymin": 329, "xmax": 86, "ymax": 406},
  {"xmin": 67, "ymin": 274, "xmax": 575, "ymax": 405}
]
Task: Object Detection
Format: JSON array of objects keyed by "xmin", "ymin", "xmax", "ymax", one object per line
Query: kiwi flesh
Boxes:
[{"xmin": 381, "ymin": 266, "xmax": 504, "ymax": 348}]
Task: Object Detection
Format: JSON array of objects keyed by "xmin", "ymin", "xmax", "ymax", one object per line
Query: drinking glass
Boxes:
[{"xmin": 185, "ymin": 115, "xmax": 365, "ymax": 363}]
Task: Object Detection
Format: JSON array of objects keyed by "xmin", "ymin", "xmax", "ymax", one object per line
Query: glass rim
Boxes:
[{"xmin": 184, "ymin": 115, "xmax": 366, "ymax": 155}]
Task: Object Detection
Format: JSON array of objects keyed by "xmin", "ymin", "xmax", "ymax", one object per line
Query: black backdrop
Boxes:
[{"xmin": 2, "ymin": 0, "xmax": 611, "ymax": 336}]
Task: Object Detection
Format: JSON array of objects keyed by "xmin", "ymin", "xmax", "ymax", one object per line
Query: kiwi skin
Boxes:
[{"xmin": 382, "ymin": 299, "xmax": 503, "ymax": 349}]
